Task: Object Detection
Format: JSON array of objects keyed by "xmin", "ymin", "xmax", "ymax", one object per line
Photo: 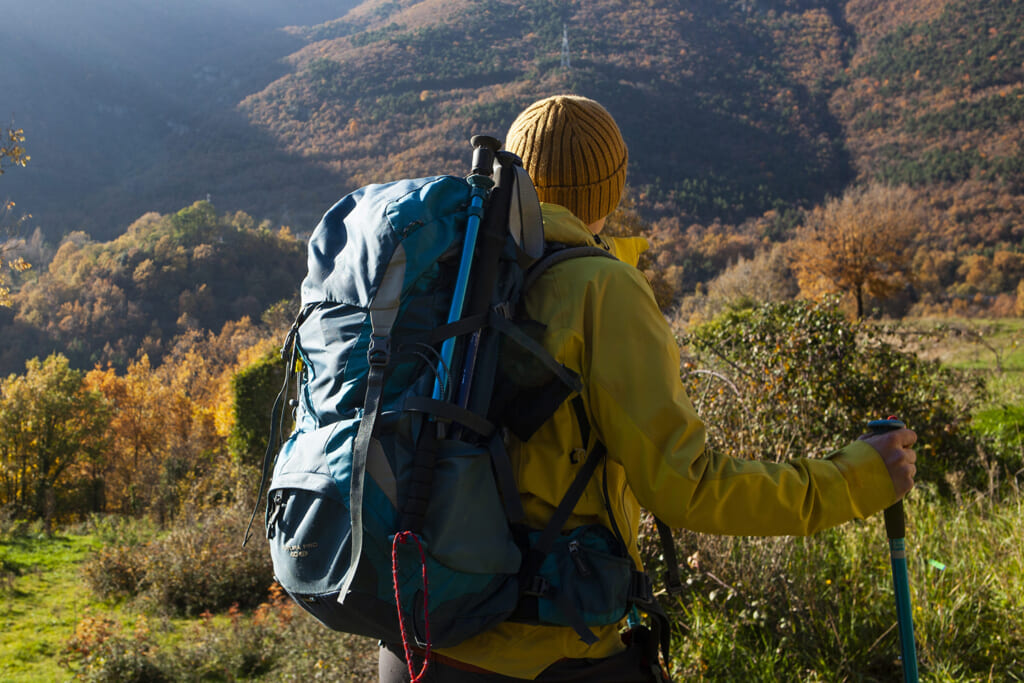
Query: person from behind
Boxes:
[{"xmin": 379, "ymin": 94, "xmax": 917, "ymax": 682}]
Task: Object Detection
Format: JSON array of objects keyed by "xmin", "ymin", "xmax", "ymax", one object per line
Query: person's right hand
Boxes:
[{"xmin": 859, "ymin": 428, "xmax": 918, "ymax": 498}]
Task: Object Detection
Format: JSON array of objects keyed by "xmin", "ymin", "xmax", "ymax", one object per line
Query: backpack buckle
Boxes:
[
  {"xmin": 494, "ymin": 301, "xmax": 513, "ymax": 319},
  {"xmin": 629, "ymin": 570, "xmax": 655, "ymax": 603},
  {"xmin": 368, "ymin": 335, "xmax": 391, "ymax": 367},
  {"xmin": 523, "ymin": 576, "xmax": 552, "ymax": 598}
]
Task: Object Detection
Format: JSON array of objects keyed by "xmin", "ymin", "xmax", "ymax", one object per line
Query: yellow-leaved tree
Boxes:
[
  {"xmin": 0, "ymin": 354, "xmax": 110, "ymax": 532},
  {"xmin": 1, "ymin": 122, "xmax": 32, "ymax": 306}
]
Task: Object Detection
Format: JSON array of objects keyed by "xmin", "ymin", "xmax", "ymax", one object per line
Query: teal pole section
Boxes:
[
  {"xmin": 432, "ymin": 136, "xmax": 499, "ymax": 402},
  {"xmin": 885, "ymin": 504, "xmax": 919, "ymax": 683},
  {"xmin": 870, "ymin": 418, "xmax": 919, "ymax": 683}
]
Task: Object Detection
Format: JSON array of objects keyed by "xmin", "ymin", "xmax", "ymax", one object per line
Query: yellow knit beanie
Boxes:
[{"xmin": 505, "ymin": 95, "xmax": 628, "ymax": 226}]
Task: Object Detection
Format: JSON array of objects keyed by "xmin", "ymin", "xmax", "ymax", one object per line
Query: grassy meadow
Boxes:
[{"xmin": 1, "ymin": 316, "xmax": 1021, "ymax": 682}]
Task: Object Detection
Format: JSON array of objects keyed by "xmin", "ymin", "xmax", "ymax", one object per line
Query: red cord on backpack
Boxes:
[{"xmin": 392, "ymin": 530, "xmax": 432, "ymax": 682}]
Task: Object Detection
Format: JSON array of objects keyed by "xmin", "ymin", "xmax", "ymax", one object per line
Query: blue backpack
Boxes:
[{"xmin": 253, "ymin": 139, "xmax": 675, "ymax": 659}]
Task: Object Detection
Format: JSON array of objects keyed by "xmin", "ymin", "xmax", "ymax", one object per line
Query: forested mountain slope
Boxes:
[
  {"xmin": 837, "ymin": 0, "xmax": 1024, "ymax": 251},
  {"xmin": 242, "ymin": 0, "xmax": 858, "ymax": 222},
  {"xmin": 0, "ymin": 202, "xmax": 303, "ymax": 372},
  {"xmin": 0, "ymin": 0, "xmax": 357, "ymax": 240},
  {"xmin": 3, "ymin": 0, "xmax": 1023, "ymax": 374}
]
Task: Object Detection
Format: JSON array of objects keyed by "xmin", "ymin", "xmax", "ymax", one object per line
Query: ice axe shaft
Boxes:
[{"xmin": 869, "ymin": 418, "xmax": 919, "ymax": 683}]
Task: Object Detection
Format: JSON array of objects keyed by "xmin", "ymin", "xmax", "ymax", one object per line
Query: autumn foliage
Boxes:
[{"xmin": 791, "ymin": 183, "xmax": 919, "ymax": 318}]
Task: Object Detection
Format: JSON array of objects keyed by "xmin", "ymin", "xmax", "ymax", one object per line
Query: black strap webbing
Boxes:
[
  {"xmin": 634, "ymin": 594, "xmax": 673, "ymax": 677},
  {"xmin": 488, "ymin": 311, "xmax": 582, "ymax": 393},
  {"xmin": 523, "ymin": 245, "xmax": 618, "ymax": 294},
  {"xmin": 338, "ymin": 349, "xmax": 388, "ymax": 602},
  {"xmin": 399, "ymin": 312, "xmax": 488, "ymax": 348},
  {"xmin": 655, "ymin": 518, "xmax": 683, "ymax": 596},
  {"xmin": 403, "ymin": 396, "xmax": 496, "ymax": 438},
  {"xmin": 525, "ymin": 442, "xmax": 606, "ymax": 568},
  {"xmin": 518, "ymin": 435, "xmax": 607, "ymax": 645},
  {"xmin": 489, "ymin": 432, "xmax": 525, "ymax": 524},
  {"xmin": 399, "ymin": 423, "xmax": 438, "ymax": 532}
]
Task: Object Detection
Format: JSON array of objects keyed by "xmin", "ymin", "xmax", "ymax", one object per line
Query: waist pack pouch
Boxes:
[{"xmin": 530, "ymin": 524, "xmax": 634, "ymax": 628}]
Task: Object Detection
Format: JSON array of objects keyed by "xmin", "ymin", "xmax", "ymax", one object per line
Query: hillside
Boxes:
[
  {"xmin": 242, "ymin": 0, "xmax": 858, "ymax": 222},
  {"xmin": 2, "ymin": 0, "xmax": 1023, "ymax": 373},
  {"xmin": 0, "ymin": 0, "xmax": 358, "ymax": 241},
  {"xmin": 6, "ymin": 0, "xmax": 1023, "ymax": 245},
  {"xmin": 0, "ymin": 202, "xmax": 304, "ymax": 373}
]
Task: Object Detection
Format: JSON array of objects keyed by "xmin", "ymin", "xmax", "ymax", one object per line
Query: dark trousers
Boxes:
[{"xmin": 378, "ymin": 628, "xmax": 668, "ymax": 682}]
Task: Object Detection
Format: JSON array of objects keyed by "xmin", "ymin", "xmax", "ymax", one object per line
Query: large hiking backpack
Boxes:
[{"xmin": 255, "ymin": 138, "xmax": 677, "ymax": 659}]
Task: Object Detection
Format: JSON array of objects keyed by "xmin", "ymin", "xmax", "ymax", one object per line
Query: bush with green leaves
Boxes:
[{"xmin": 679, "ymin": 299, "xmax": 986, "ymax": 488}]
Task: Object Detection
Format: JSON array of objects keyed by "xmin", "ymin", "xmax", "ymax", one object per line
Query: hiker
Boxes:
[{"xmin": 378, "ymin": 94, "xmax": 918, "ymax": 682}]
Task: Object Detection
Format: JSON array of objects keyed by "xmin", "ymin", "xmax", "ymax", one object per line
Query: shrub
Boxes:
[
  {"xmin": 61, "ymin": 612, "xmax": 168, "ymax": 683},
  {"xmin": 81, "ymin": 516, "xmax": 155, "ymax": 599},
  {"xmin": 82, "ymin": 505, "xmax": 273, "ymax": 616},
  {"xmin": 139, "ymin": 504, "xmax": 274, "ymax": 616},
  {"xmin": 679, "ymin": 299, "xmax": 986, "ymax": 488},
  {"xmin": 62, "ymin": 585, "xmax": 378, "ymax": 682},
  {"xmin": 82, "ymin": 543, "xmax": 148, "ymax": 599}
]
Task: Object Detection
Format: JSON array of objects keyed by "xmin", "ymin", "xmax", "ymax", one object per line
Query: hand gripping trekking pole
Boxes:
[
  {"xmin": 432, "ymin": 135, "xmax": 500, "ymax": 405},
  {"xmin": 869, "ymin": 418, "xmax": 919, "ymax": 683}
]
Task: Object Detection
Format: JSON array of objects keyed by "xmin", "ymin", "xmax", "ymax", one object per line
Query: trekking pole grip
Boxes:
[
  {"xmin": 870, "ymin": 418, "xmax": 908, "ymax": 539},
  {"xmin": 470, "ymin": 135, "xmax": 501, "ymax": 177},
  {"xmin": 884, "ymin": 501, "xmax": 905, "ymax": 540}
]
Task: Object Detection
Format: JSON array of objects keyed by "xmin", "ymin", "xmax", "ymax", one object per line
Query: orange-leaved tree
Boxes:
[
  {"xmin": 85, "ymin": 356, "xmax": 175, "ymax": 516},
  {"xmin": 791, "ymin": 183, "xmax": 920, "ymax": 318}
]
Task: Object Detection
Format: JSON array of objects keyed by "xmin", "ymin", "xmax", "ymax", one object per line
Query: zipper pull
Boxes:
[
  {"xmin": 568, "ymin": 539, "xmax": 590, "ymax": 577},
  {"xmin": 266, "ymin": 491, "xmax": 285, "ymax": 539}
]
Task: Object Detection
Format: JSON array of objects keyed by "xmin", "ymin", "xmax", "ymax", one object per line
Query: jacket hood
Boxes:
[{"xmin": 540, "ymin": 203, "xmax": 649, "ymax": 268}]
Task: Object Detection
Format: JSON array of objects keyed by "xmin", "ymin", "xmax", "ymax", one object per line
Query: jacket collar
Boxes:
[{"xmin": 540, "ymin": 203, "xmax": 649, "ymax": 268}]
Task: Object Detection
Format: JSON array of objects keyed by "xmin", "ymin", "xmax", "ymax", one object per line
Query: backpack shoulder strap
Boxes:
[{"xmin": 522, "ymin": 244, "xmax": 618, "ymax": 294}]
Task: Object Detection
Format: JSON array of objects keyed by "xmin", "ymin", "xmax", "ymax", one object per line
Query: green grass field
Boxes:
[
  {"xmin": 904, "ymin": 317, "xmax": 1024, "ymax": 404},
  {"xmin": 1, "ymin": 527, "xmax": 378, "ymax": 682},
  {"xmin": 2, "ymin": 316, "xmax": 1021, "ymax": 681},
  {"xmin": 1, "ymin": 533, "xmax": 103, "ymax": 681}
]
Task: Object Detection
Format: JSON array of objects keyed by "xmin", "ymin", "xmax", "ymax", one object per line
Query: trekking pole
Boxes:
[
  {"xmin": 868, "ymin": 418, "xmax": 919, "ymax": 683},
  {"xmin": 454, "ymin": 151, "xmax": 519, "ymax": 416},
  {"xmin": 432, "ymin": 135, "xmax": 500, "ymax": 404}
]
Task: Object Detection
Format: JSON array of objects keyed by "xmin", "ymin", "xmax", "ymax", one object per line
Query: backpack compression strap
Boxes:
[
  {"xmin": 517, "ymin": 419, "xmax": 608, "ymax": 644},
  {"xmin": 339, "ymin": 244, "xmax": 407, "ymax": 604},
  {"xmin": 245, "ymin": 304, "xmax": 313, "ymax": 546}
]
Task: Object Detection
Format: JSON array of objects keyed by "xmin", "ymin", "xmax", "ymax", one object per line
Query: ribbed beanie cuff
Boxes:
[{"xmin": 505, "ymin": 95, "xmax": 627, "ymax": 226}]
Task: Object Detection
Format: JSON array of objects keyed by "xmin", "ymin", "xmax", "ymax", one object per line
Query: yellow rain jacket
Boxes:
[{"xmin": 437, "ymin": 203, "xmax": 896, "ymax": 679}]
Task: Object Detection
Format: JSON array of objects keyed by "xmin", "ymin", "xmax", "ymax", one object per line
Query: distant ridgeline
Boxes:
[{"xmin": 0, "ymin": 202, "xmax": 303, "ymax": 374}]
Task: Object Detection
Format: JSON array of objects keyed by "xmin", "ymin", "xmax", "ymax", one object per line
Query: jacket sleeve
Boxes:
[{"xmin": 581, "ymin": 264, "xmax": 896, "ymax": 536}]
